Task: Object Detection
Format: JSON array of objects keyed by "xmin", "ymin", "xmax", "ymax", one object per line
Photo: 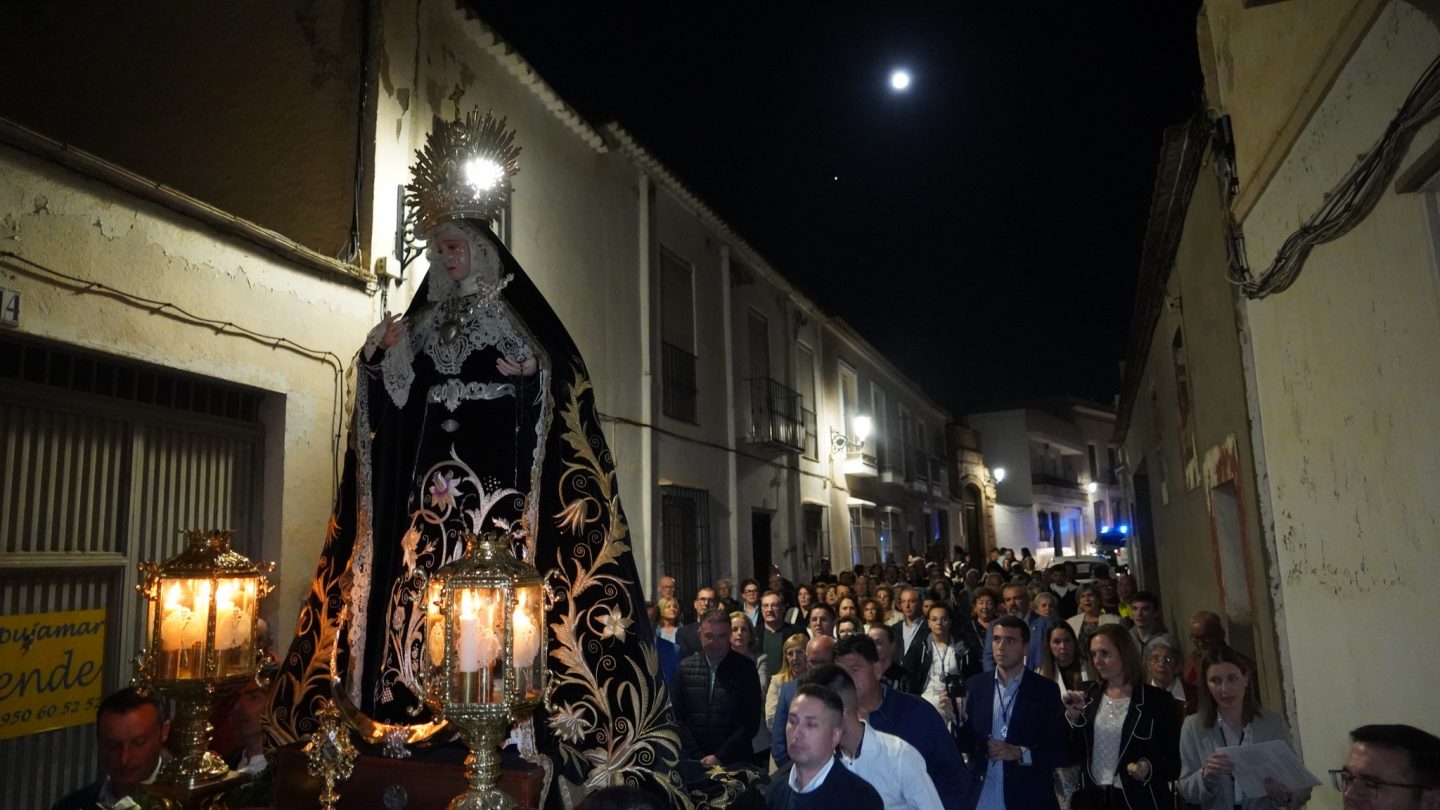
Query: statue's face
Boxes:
[{"xmin": 437, "ymin": 235, "xmax": 471, "ymax": 282}]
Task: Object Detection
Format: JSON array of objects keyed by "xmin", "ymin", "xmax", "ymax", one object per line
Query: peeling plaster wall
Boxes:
[
  {"xmin": 0, "ymin": 0, "xmax": 363, "ymax": 257},
  {"xmin": 0, "ymin": 144, "xmax": 375, "ymax": 630},
  {"xmin": 1236, "ymin": 2, "xmax": 1440, "ymax": 800},
  {"xmin": 1203, "ymin": 0, "xmax": 1385, "ymax": 216},
  {"xmin": 1121, "ymin": 160, "xmax": 1284, "ymax": 711}
]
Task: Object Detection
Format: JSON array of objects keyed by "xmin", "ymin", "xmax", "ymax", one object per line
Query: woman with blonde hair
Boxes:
[
  {"xmin": 654, "ymin": 595, "xmax": 681, "ymax": 644},
  {"xmin": 763, "ymin": 632, "xmax": 810, "ymax": 771}
]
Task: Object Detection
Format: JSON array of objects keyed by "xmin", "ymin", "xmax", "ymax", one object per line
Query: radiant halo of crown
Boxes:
[{"xmin": 407, "ymin": 108, "xmax": 521, "ymax": 235}]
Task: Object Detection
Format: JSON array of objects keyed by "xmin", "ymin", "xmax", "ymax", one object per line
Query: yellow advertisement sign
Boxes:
[{"xmin": 0, "ymin": 609, "xmax": 106, "ymax": 740}]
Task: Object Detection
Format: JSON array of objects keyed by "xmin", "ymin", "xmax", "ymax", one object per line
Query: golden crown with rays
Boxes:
[{"xmin": 408, "ymin": 108, "xmax": 522, "ymax": 235}]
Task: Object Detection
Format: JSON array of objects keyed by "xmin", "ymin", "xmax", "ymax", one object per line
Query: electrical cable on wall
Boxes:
[
  {"xmin": 0, "ymin": 249, "xmax": 350, "ymax": 490},
  {"xmin": 1230, "ymin": 52, "xmax": 1440, "ymax": 299}
]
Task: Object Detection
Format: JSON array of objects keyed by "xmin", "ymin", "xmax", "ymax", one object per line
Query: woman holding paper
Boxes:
[{"xmin": 1178, "ymin": 648, "xmax": 1312, "ymax": 809}]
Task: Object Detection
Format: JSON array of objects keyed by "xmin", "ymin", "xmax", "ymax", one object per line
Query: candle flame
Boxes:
[{"xmin": 216, "ymin": 580, "xmax": 235, "ymax": 611}]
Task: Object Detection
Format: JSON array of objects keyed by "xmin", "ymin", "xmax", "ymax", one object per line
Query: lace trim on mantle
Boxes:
[{"xmin": 378, "ymin": 285, "xmax": 532, "ymax": 408}]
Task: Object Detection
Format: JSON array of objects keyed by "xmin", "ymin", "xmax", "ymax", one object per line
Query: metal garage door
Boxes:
[{"xmin": 0, "ymin": 336, "xmax": 263, "ymax": 808}]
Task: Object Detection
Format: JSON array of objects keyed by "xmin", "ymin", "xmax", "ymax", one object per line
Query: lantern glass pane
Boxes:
[
  {"xmin": 214, "ymin": 576, "xmax": 257, "ymax": 678},
  {"xmin": 452, "ymin": 586, "xmax": 504, "ymax": 704},
  {"xmin": 157, "ymin": 576, "xmax": 211, "ymax": 680},
  {"xmin": 425, "ymin": 581, "xmax": 446, "ymax": 668},
  {"xmin": 513, "ymin": 584, "xmax": 543, "ymax": 700}
]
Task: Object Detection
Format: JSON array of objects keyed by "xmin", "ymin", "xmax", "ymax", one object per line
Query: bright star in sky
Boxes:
[{"xmin": 889, "ymin": 69, "xmax": 911, "ymax": 91}]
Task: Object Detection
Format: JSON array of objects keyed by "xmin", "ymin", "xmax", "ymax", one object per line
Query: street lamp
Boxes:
[
  {"xmin": 830, "ymin": 414, "xmax": 872, "ymax": 454},
  {"xmin": 1086, "ymin": 481, "xmax": 1099, "ymax": 495},
  {"xmin": 993, "ymin": 467, "xmax": 1007, "ymax": 484}
]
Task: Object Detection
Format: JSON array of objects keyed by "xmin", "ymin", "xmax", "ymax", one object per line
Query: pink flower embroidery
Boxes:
[{"xmin": 428, "ymin": 472, "xmax": 459, "ymax": 511}]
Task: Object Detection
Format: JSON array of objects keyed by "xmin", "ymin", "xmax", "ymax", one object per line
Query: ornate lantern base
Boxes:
[
  {"xmin": 447, "ymin": 714, "xmax": 521, "ymax": 810},
  {"xmin": 154, "ymin": 679, "xmax": 236, "ymax": 789}
]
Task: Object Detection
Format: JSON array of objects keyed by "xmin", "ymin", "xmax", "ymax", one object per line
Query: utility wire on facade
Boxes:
[
  {"xmin": 0, "ymin": 249, "xmax": 349, "ymax": 490},
  {"xmin": 595, "ymin": 411, "xmax": 847, "ymax": 490},
  {"xmin": 1231, "ymin": 52, "xmax": 1440, "ymax": 299}
]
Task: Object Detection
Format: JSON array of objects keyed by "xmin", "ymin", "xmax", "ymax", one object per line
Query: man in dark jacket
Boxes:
[
  {"xmin": 955, "ymin": 615, "xmax": 1068, "ymax": 810},
  {"xmin": 675, "ymin": 586, "xmax": 718, "ymax": 658},
  {"xmin": 671, "ymin": 608, "xmax": 762, "ymax": 766},
  {"xmin": 766, "ymin": 684, "xmax": 882, "ymax": 809},
  {"xmin": 52, "ymin": 688, "xmax": 170, "ymax": 810}
]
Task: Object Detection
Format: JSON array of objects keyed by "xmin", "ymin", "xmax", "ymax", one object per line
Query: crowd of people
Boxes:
[
  {"xmin": 653, "ymin": 551, "xmax": 1440, "ymax": 810},
  {"xmin": 54, "ymin": 549, "xmax": 1440, "ymax": 809}
]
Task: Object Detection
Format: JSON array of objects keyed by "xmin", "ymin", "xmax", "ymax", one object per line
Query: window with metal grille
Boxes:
[
  {"xmin": 0, "ymin": 335, "xmax": 264, "ymax": 809},
  {"xmin": 660, "ymin": 485, "xmax": 711, "ymax": 609}
]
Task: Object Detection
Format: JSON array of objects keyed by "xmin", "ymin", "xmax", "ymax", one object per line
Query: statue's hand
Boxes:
[
  {"xmin": 379, "ymin": 312, "xmax": 405, "ymax": 348},
  {"xmin": 497, "ymin": 356, "xmax": 538, "ymax": 376}
]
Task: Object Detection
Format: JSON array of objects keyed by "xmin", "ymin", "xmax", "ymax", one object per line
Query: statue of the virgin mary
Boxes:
[{"xmin": 267, "ymin": 110, "xmax": 760, "ymax": 807}]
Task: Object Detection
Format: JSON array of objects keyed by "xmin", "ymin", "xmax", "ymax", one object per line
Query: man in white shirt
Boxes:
[{"xmin": 808, "ymin": 663, "xmax": 944, "ymax": 810}]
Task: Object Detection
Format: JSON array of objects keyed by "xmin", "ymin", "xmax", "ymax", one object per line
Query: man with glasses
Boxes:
[
  {"xmin": 676, "ymin": 586, "xmax": 718, "ymax": 658},
  {"xmin": 1332, "ymin": 724, "xmax": 1439, "ymax": 810}
]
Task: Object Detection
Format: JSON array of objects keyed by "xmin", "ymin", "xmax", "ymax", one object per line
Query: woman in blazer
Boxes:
[
  {"xmin": 1178, "ymin": 648, "xmax": 1311, "ymax": 809},
  {"xmin": 1064, "ymin": 623, "xmax": 1181, "ymax": 810}
]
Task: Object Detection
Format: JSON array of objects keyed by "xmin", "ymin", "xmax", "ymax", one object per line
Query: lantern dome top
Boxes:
[
  {"xmin": 434, "ymin": 531, "xmax": 543, "ymax": 587},
  {"xmin": 155, "ymin": 529, "xmax": 274, "ymax": 579}
]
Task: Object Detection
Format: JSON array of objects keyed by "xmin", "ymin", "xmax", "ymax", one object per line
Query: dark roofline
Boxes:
[{"xmin": 1112, "ymin": 112, "xmax": 1211, "ymax": 445}]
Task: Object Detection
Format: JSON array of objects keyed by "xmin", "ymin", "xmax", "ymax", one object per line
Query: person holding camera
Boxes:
[
  {"xmin": 954, "ymin": 615, "xmax": 1071, "ymax": 809},
  {"xmin": 904, "ymin": 602, "xmax": 979, "ymax": 722}
]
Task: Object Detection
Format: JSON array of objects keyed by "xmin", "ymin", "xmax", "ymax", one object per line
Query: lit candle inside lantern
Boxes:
[
  {"xmin": 457, "ymin": 590, "xmax": 499, "ymax": 673},
  {"xmin": 160, "ymin": 581, "xmax": 210, "ymax": 650},
  {"xmin": 426, "ymin": 590, "xmax": 446, "ymax": 667},
  {"xmin": 512, "ymin": 590, "xmax": 539, "ymax": 665},
  {"xmin": 213, "ymin": 580, "xmax": 250, "ymax": 650}
]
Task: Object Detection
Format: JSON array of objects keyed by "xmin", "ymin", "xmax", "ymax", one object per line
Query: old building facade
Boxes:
[
  {"xmin": 0, "ymin": 3, "xmax": 962, "ymax": 803},
  {"xmin": 1116, "ymin": 2, "xmax": 1440, "ymax": 805}
]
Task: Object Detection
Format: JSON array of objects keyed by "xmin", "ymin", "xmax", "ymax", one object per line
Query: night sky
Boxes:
[{"xmin": 477, "ymin": 3, "xmax": 1203, "ymax": 413}]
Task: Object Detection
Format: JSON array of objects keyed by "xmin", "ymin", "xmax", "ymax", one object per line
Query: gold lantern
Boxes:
[
  {"xmin": 422, "ymin": 530, "xmax": 546, "ymax": 809},
  {"xmin": 136, "ymin": 529, "xmax": 274, "ymax": 790}
]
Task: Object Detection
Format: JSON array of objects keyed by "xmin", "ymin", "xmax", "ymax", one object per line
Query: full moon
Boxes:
[{"xmin": 889, "ymin": 69, "xmax": 911, "ymax": 91}]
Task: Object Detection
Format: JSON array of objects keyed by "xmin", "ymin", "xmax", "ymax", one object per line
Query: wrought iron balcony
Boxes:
[
  {"xmin": 1032, "ymin": 472, "xmax": 1083, "ymax": 489},
  {"xmin": 745, "ymin": 377, "xmax": 807, "ymax": 454}
]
